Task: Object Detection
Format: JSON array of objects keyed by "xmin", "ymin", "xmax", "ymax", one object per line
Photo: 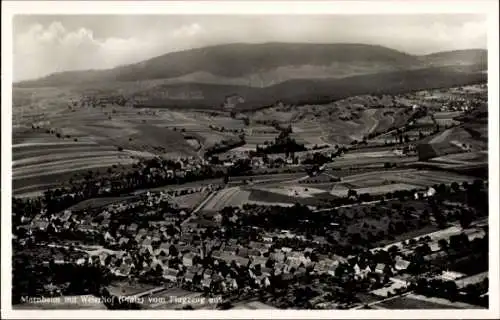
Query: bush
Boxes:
[{"xmin": 117, "ymin": 146, "xmax": 124, "ymax": 152}]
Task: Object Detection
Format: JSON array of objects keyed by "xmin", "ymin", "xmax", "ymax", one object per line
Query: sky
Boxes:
[{"xmin": 13, "ymin": 14, "xmax": 487, "ymax": 81}]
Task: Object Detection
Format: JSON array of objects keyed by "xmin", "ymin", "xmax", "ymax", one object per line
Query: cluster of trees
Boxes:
[
  {"xmin": 256, "ymin": 136, "xmax": 307, "ymax": 154},
  {"xmin": 411, "ymin": 276, "xmax": 488, "ymax": 307},
  {"xmin": 208, "ymin": 124, "xmax": 245, "ymax": 134},
  {"xmin": 204, "ymin": 137, "xmax": 246, "ymax": 158}
]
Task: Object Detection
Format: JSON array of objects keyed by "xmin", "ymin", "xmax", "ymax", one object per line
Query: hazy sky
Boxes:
[{"xmin": 13, "ymin": 14, "xmax": 487, "ymax": 81}]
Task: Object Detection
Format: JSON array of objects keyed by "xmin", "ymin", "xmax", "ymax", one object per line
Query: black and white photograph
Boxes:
[{"xmin": 1, "ymin": 1, "xmax": 499, "ymax": 319}]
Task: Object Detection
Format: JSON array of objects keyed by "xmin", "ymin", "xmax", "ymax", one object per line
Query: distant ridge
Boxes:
[{"xmin": 15, "ymin": 43, "xmax": 487, "ymax": 88}]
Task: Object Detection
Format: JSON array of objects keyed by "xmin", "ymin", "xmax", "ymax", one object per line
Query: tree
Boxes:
[
  {"xmin": 451, "ymin": 182, "xmax": 460, "ymax": 193},
  {"xmin": 347, "ymin": 189, "xmax": 358, "ymax": 199},
  {"xmin": 437, "ymin": 239, "xmax": 448, "ymax": 251},
  {"xmin": 459, "ymin": 211, "xmax": 473, "ymax": 229}
]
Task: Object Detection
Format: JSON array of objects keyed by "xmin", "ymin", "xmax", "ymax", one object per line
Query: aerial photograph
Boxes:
[{"xmin": 9, "ymin": 12, "xmax": 490, "ymax": 312}]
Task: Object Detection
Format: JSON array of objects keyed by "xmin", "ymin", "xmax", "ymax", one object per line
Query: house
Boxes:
[
  {"xmin": 101, "ymin": 219, "xmax": 110, "ymax": 228},
  {"xmin": 295, "ymin": 267, "xmax": 307, "ymax": 277},
  {"xmin": 211, "ymin": 250, "xmax": 223, "ymax": 260},
  {"xmin": 237, "ymin": 247, "xmax": 249, "ymax": 257},
  {"xmin": 128, "ymin": 223, "xmax": 139, "ymax": 233},
  {"xmin": 61, "ymin": 210, "xmax": 72, "ymax": 221},
  {"xmin": 213, "ymin": 213, "xmax": 223, "ymax": 223},
  {"xmin": 262, "ymin": 236, "xmax": 273, "ymax": 243},
  {"xmin": 440, "ymin": 270, "xmax": 466, "ymax": 281},
  {"xmin": 202, "ymin": 278, "xmax": 212, "ymax": 288},
  {"xmin": 182, "ymin": 252, "xmax": 195, "ymax": 267},
  {"xmin": 353, "ymin": 263, "xmax": 362, "ymax": 276},
  {"xmin": 362, "ymin": 265, "xmax": 372, "ymax": 277},
  {"xmin": 104, "ymin": 231, "xmax": 115, "ymax": 243},
  {"xmin": 163, "ymin": 268, "xmax": 179, "ymax": 282},
  {"xmin": 234, "ymin": 257, "xmax": 250, "ymax": 268},
  {"xmin": 248, "ymin": 249, "xmax": 261, "ymax": 257},
  {"xmin": 426, "ymin": 187, "xmax": 437, "ymax": 197},
  {"xmin": 223, "ymin": 245, "xmax": 238, "ymax": 255},
  {"xmin": 53, "ymin": 253, "xmax": 66, "ymax": 265},
  {"xmin": 184, "ymin": 271, "xmax": 195, "ymax": 283},
  {"xmin": 286, "ymin": 251, "xmax": 310, "ymax": 266},
  {"xmin": 32, "ymin": 220, "xmax": 49, "ymax": 231},
  {"xmin": 281, "ymin": 273, "xmax": 294, "ymax": 281},
  {"xmin": 249, "ymin": 241, "xmax": 270, "ymax": 252},
  {"xmin": 394, "ymin": 259, "xmax": 411, "ymax": 272},
  {"xmin": 250, "ymin": 257, "xmax": 267, "ymax": 269},
  {"xmin": 98, "ymin": 252, "xmax": 109, "ymax": 266},
  {"xmin": 226, "ymin": 278, "xmax": 238, "ymax": 290},
  {"xmin": 281, "ymin": 246, "xmax": 292, "ymax": 253},
  {"xmin": 180, "ymin": 233, "xmax": 194, "ymax": 244},
  {"xmin": 118, "ymin": 263, "xmax": 132, "ymax": 277},
  {"xmin": 256, "ymin": 274, "xmax": 271, "ymax": 287},
  {"xmin": 140, "ymin": 245, "xmax": 154, "ymax": 256},
  {"xmin": 79, "ymin": 222, "xmax": 95, "ymax": 233},
  {"xmin": 141, "ymin": 238, "xmax": 153, "ymax": 247},
  {"xmin": 203, "ymin": 269, "xmax": 214, "ymax": 279},
  {"xmin": 118, "ymin": 237, "xmax": 130, "ymax": 246},
  {"xmin": 375, "ymin": 263, "xmax": 391, "ymax": 276},
  {"xmin": 270, "ymin": 251, "xmax": 285, "ymax": 263}
]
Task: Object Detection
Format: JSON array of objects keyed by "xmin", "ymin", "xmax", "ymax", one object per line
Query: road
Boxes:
[
  {"xmin": 313, "ymin": 199, "xmax": 383, "ymax": 213},
  {"xmin": 351, "ymin": 291, "xmax": 413, "ymax": 309}
]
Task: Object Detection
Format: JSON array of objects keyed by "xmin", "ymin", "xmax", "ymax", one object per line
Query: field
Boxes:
[
  {"xmin": 12, "ymin": 134, "xmax": 142, "ymax": 197},
  {"xmin": 200, "ymin": 187, "xmax": 251, "ymax": 211},
  {"xmin": 330, "ymin": 183, "xmax": 419, "ymax": 197},
  {"xmin": 247, "ymin": 182, "xmax": 339, "ymax": 207},
  {"xmin": 339, "ymin": 168, "xmax": 476, "ymax": 188},
  {"xmin": 418, "ymin": 123, "xmax": 487, "ymax": 161},
  {"xmin": 376, "ymin": 295, "xmax": 464, "ymax": 309},
  {"xmin": 430, "ymin": 151, "xmax": 488, "ymax": 165},
  {"xmin": 325, "ymin": 168, "xmax": 477, "ymax": 198},
  {"xmin": 252, "ymin": 185, "xmax": 327, "ymax": 198},
  {"xmin": 174, "ymin": 190, "xmax": 211, "ymax": 210},
  {"xmin": 12, "ymin": 87, "xmax": 258, "ymax": 196}
]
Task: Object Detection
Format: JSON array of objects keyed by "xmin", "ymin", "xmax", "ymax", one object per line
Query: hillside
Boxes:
[
  {"xmin": 15, "ymin": 43, "xmax": 487, "ymax": 88},
  {"xmin": 129, "ymin": 65, "xmax": 486, "ymax": 111},
  {"xmin": 420, "ymin": 49, "xmax": 487, "ymax": 67}
]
